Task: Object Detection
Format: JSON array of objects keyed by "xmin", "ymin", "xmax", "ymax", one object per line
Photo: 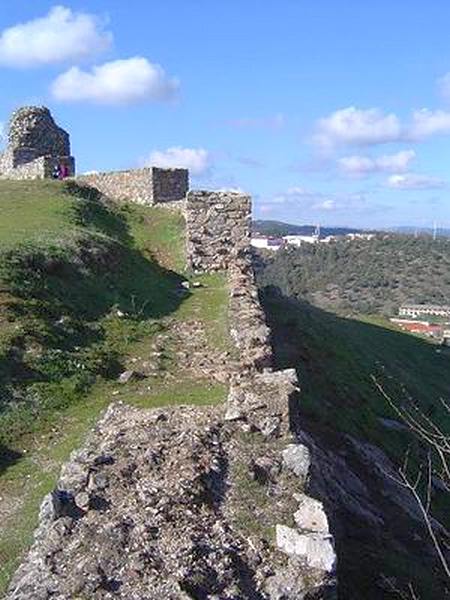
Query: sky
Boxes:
[{"xmin": 0, "ymin": 1, "xmax": 449, "ymax": 229}]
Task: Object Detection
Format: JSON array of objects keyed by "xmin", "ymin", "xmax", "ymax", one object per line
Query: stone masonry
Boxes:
[
  {"xmin": 186, "ymin": 190, "xmax": 251, "ymax": 271},
  {"xmin": 0, "ymin": 106, "xmax": 75, "ymax": 179},
  {"xmin": 77, "ymin": 167, "xmax": 189, "ymax": 205},
  {"xmin": 6, "ymin": 189, "xmax": 336, "ymax": 599}
]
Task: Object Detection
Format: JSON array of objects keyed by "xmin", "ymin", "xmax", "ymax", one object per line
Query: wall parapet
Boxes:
[
  {"xmin": 186, "ymin": 190, "xmax": 251, "ymax": 271},
  {"xmin": 76, "ymin": 167, "xmax": 188, "ymax": 205}
]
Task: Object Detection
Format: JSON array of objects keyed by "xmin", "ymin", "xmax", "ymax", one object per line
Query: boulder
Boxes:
[
  {"xmin": 282, "ymin": 444, "xmax": 311, "ymax": 482},
  {"xmin": 276, "ymin": 525, "xmax": 336, "ymax": 573}
]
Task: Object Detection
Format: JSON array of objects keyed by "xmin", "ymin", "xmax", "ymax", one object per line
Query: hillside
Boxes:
[
  {"xmin": 253, "ymin": 219, "xmax": 364, "ymax": 237},
  {"xmin": 256, "ymin": 233, "xmax": 450, "ymax": 599},
  {"xmin": 0, "ymin": 180, "xmax": 230, "ymax": 593},
  {"xmin": 257, "ymin": 235, "xmax": 450, "ymax": 315}
]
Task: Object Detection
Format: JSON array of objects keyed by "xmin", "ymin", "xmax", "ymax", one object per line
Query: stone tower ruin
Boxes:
[{"xmin": 0, "ymin": 106, "xmax": 75, "ymax": 179}]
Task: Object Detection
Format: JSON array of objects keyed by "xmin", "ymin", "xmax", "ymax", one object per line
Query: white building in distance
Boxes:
[{"xmin": 399, "ymin": 304, "xmax": 450, "ymax": 319}]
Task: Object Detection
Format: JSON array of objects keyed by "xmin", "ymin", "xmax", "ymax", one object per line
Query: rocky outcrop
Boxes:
[{"xmin": 6, "ymin": 196, "xmax": 336, "ymax": 599}]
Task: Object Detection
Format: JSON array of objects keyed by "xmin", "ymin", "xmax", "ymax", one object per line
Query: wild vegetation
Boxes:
[
  {"xmin": 257, "ymin": 235, "xmax": 450, "ymax": 316},
  {"xmin": 0, "ymin": 180, "xmax": 230, "ymax": 593},
  {"xmin": 252, "ymin": 219, "xmax": 363, "ymax": 237},
  {"xmin": 257, "ymin": 236, "xmax": 450, "ymax": 598}
]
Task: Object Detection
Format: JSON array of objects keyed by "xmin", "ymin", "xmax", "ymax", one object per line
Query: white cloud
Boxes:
[
  {"xmin": 0, "ymin": 6, "xmax": 112, "ymax": 68},
  {"xmin": 51, "ymin": 57, "xmax": 179, "ymax": 105},
  {"xmin": 408, "ymin": 109, "xmax": 450, "ymax": 139},
  {"xmin": 145, "ymin": 147, "xmax": 211, "ymax": 175},
  {"xmin": 226, "ymin": 113, "xmax": 285, "ymax": 130},
  {"xmin": 313, "ymin": 106, "xmax": 402, "ymax": 149},
  {"xmin": 386, "ymin": 173, "xmax": 446, "ymax": 190},
  {"xmin": 338, "ymin": 150, "xmax": 415, "ymax": 176},
  {"xmin": 270, "ymin": 186, "xmax": 369, "ymax": 213}
]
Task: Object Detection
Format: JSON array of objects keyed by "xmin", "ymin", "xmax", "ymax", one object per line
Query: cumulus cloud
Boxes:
[
  {"xmin": 313, "ymin": 107, "xmax": 402, "ymax": 149},
  {"xmin": 408, "ymin": 109, "xmax": 450, "ymax": 139},
  {"xmin": 144, "ymin": 147, "xmax": 211, "ymax": 176},
  {"xmin": 338, "ymin": 150, "xmax": 416, "ymax": 176},
  {"xmin": 51, "ymin": 57, "xmax": 179, "ymax": 105},
  {"xmin": 226, "ymin": 113, "xmax": 285, "ymax": 130},
  {"xmin": 312, "ymin": 104, "xmax": 450, "ymax": 149},
  {"xmin": 0, "ymin": 5, "xmax": 112, "ymax": 67},
  {"xmin": 386, "ymin": 173, "xmax": 446, "ymax": 190},
  {"xmin": 271, "ymin": 186, "xmax": 369, "ymax": 213}
]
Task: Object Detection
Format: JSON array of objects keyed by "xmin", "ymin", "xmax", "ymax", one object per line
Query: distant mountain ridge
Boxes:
[
  {"xmin": 389, "ymin": 226, "xmax": 450, "ymax": 238},
  {"xmin": 253, "ymin": 219, "xmax": 366, "ymax": 237},
  {"xmin": 253, "ymin": 219, "xmax": 450, "ymax": 239}
]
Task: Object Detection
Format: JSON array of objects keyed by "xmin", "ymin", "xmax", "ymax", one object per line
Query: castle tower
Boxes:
[{"xmin": 0, "ymin": 106, "xmax": 75, "ymax": 179}]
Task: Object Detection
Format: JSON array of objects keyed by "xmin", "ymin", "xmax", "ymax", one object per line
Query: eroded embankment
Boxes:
[{"xmin": 6, "ymin": 254, "xmax": 336, "ymax": 599}]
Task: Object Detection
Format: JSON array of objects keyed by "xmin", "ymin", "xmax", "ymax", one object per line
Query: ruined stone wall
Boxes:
[
  {"xmin": 0, "ymin": 106, "xmax": 75, "ymax": 179},
  {"xmin": 186, "ymin": 190, "xmax": 251, "ymax": 271},
  {"xmin": 6, "ymin": 191, "xmax": 336, "ymax": 600},
  {"xmin": 76, "ymin": 169, "xmax": 154, "ymax": 204},
  {"xmin": 151, "ymin": 167, "xmax": 189, "ymax": 203},
  {"xmin": 0, "ymin": 154, "xmax": 75, "ymax": 180},
  {"xmin": 7, "ymin": 106, "xmax": 70, "ymax": 157},
  {"xmin": 76, "ymin": 167, "xmax": 188, "ymax": 205}
]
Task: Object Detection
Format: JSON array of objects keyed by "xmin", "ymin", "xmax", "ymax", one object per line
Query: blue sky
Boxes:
[{"xmin": 0, "ymin": 1, "xmax": 449, "ymax": 228}]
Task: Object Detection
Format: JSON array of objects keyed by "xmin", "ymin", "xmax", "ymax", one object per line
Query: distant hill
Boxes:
[
  {"xmin": 256, "ymin": 234, "xmax": 450, "ymax": 316},
  {"xmin": 259, "ymin": 290, "xmax": 450, "ymax": 599},
  {"xmin": 252, "ymin": 219, "xmax": 366, "ymax": 237},
  {"xmin": 389, "ymin": 226, "xmax": 450, "ymax": 238}
]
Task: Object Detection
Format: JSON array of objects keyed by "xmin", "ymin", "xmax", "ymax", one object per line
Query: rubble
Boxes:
[{"xmin": 6, "ymin": 193, "xmax": 336, "ymax": 599}]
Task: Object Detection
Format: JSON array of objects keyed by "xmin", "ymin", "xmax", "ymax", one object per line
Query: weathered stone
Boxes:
[
  {"xmin": 294, "ymin": 493, "xmax": 330, "ymax": 534},
  {"xmin": 276, "ymin": 525, "xmax": 336, "ymax": 573},
  {"xmin": 186, "ymin": 190, "xmax": 251, "ymax": 271},
  {"xmin": 282, "ymin": 444, "xmax": 311, "ymax": 482},
  {"xmin": 75, "ymin": 492, "xmax": 90, "ymax": 510},
  {"xmin": 0, "ymin": 106, "xmax": 75, "ymax": 179},
  {"xmin": 118, "ymin": 370, "xmax": 135, "ymax": 384},
  {"xmin": 76, "ymin": 166, "xmax": 188, "ymax": 204}
]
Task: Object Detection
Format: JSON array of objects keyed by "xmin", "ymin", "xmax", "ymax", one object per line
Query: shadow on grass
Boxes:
[
  {"xmin": 63, "ymin": 181, "xmax": 135, "ymax": 247},
  {"xmin": 0, "ymin": 445, "xmax": 22, "ymax": 475},
  {"xmin": 260, "ymin": 286, "xmax": 450, "ymax": 600},
  {"xmin": 0, "ymin": 184, "xmax": 188, "ymax": 445}
]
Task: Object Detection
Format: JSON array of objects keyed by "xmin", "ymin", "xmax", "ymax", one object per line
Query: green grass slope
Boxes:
[
  {"xmin": 261, "ymin": 290, "xmax": 450, "ymax": 598},
  {"xmin": 0, "ymin": 180, "xmax": 230, "ymax": 593}
]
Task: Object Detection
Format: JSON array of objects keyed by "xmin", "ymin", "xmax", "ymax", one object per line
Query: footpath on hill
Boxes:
[
  {"xmin": 0, "ymin": 181, "xmax": 231, "ymax": 593},
  {"xmin": 1, "ymin": 180, "xmax": 336, "ymax": 599}
]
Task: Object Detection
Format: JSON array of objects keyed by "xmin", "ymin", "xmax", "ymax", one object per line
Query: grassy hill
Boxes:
[
  {"xmin": 260, "ymin": 290, "xmax": 450, "ymax": 598},
  {"xmin": 258, "ymin": 251, "xmax": 450, "ymax": 599},
  {"xmin": 258, "ymin": 235, "xmax": 450, "ymax": 315},
  {"xmin": 0, "ymin": 180, "xmax": 230, "ymax": 593}
]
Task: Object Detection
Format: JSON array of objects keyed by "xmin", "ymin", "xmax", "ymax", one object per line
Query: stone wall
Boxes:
[
  {"xmin": 76, "ymin": 167, "xmax": 188, "ymax": 205},
  {"xmin": 0, "ymin": 154, "xmax": 75, "ymax": 180},
  {"xmin": 5, "ymin": 190, "xmax": 336, "ymax": 600},
  {"xmin": 0, "ymin": 106, "xmax": 75, "ymax": 179},
  {"xmin": 186, "ymin": 190, "xmax": 251, "ymax": 271}
]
